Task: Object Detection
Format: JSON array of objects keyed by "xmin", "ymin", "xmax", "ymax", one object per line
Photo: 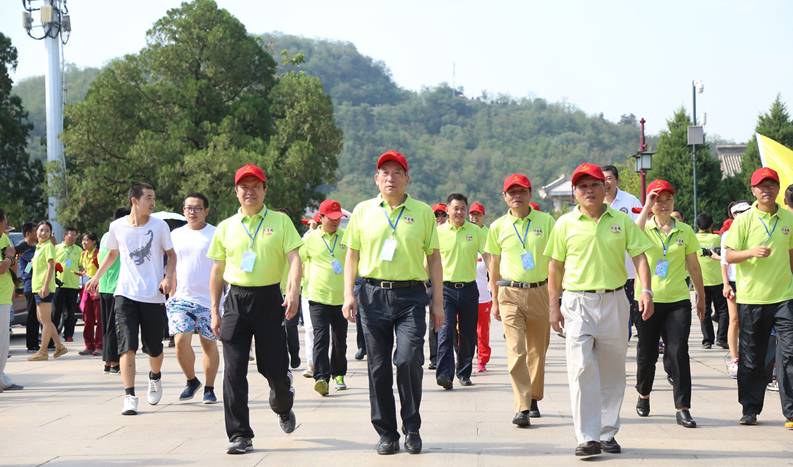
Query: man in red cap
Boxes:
[
  {"xmin": 342, "ymin": 150, "xmax": 443, "ymax": 455},
  {"xmin": 432, "ymin": 203, "xmax": 448, "ymax": 226},
  {"xmin": 545, "ymin": 163, "xmax": 653, "ymax": 456},
  {"xmin": 725, "ymin": 167, "xmax": 793, "ymax": 429},
  {"xmin": 468, "ymin": 202, "xmax": 493, "ymax": 372},
  {"xmin": 485, "ymin": 173, "xmax": 555, "ymax": 426},
  {"xmin": 206, "ymin": 163, "xmax": 304, "ymax": 454}
]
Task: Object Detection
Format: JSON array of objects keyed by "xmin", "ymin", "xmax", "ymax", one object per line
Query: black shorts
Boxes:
[{"xmin": 115, "ymin": 296, "xmax": 166, "ymax": 356}]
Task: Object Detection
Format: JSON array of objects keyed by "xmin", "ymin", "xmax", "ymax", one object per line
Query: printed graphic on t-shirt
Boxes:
[{"xmin": 129, "ymin": 230, "xmax": 153, "ymax": 265}]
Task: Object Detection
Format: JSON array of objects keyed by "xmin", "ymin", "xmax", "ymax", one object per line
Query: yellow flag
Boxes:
[{"xmin": 756, "ymin": 133, "xmax": 793, "ymax": 205}]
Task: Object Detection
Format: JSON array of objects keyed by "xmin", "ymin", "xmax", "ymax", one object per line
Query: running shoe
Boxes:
[{"xmin": 335, "ymin": 375, "xmax": 347, "ymax": 391}]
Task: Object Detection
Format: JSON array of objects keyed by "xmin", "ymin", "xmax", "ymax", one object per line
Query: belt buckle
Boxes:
[
  {"xmin": 454, "ymin": 283, "xmax": 464, "ymax": 289},
  {"xmin": 381, "ymin": 281, "xmax": 394, "ymax": 289}
]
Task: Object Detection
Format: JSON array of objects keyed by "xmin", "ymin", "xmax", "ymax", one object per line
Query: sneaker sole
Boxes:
[
  {"xmin": 203, "ymin": 399, "xmax": 219, "ymax": 404},
  {"xmin": 226, "ymin": 446, "xmax": 252, "ymax": 455},
  {"xmin": 122, "ymin": 410, "xmax": 138, "ymax": 415}
]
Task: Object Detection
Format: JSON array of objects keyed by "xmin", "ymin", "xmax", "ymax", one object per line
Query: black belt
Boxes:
[
  {"xmin": 568, "ymin": 286, "xmax": 624, "ymax": 294},
  {"xmin": 443, "ymin": 281, "xmax": 475, "ymax": 289},
  {"xmin": 364, "ymin": 278, "xmax": 425, "ymax": 289},
  {"xmin": 496, "ymin": 279, "xmax": 547, "ymax": 289}
]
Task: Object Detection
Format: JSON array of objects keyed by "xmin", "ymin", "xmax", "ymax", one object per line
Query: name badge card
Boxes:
[
  {"xmin": 380, "ymin": 238, "xmax": 397, "ymax": 262},
  {"xmin": 241, "ymin": 249, "xmax": 257, "ymax": 273},
  {"xmin": 655, "ymin": 259, "xmax": 669, "ymax": 278},
  {"xmin": 331, "ymin": 258, "xmax": 343, "ymax": 274},
  {"xmin": 521, "ymin": 251, "xmax": 535, "ymax": 271}
]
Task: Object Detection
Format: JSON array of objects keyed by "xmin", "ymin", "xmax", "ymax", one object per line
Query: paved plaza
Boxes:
[{"xmin": 2, "ymin": 317, "xmax": 792, "ymax": 466}]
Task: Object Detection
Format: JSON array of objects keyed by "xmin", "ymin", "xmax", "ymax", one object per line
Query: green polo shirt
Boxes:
[
  {"xmin": 636, "ymin": 218, "xmax": 699, "ymax": 303},
  {"xmin": 208, "ymin": 205, "xmax": 303, "ymax": 287},
  {"xmin": 343, "ymin": 194, "xmax": 438, "ymax": 281},
  {"xmin": 98, "ymin": 232, "xmax": 120, "ymax": 294},
  {"xmin": 32, "ymin": 241, "xmax": 56, "ymax": 294},
  {"xmin": 696, "ymin": 232, "xmax": 723, "ymax": 287},
  {"xmin": 485, "ymin": 209, "xmax": 555, "ymax": 283},
  {"xmin": 0, "ymin": 234, "xmax": 13, "ymax": 305},
  {"xmin": 438, "ymin": 221, "xmax": 484, "ymax": 282},
  {"xmin": 55, "ymin": 243, "xmax": 82, "ymax": 289},
  {"xmin": 301, "ymin": 227, "xmax": 346, "ymax": 305},
  {"xmin": 545, "ymin": 205, "xmax": 651, "ymax": 291},
  {"xmin": 725, "ymin": 203, "xmax": 793, "ymax": 305}
]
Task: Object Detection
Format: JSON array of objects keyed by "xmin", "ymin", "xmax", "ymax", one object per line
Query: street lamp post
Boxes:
[
  {"xmin": 633, "ymin": 118, "xmax": 655, "ymax": 204},
  {"xmin": 689, "ymin": 80, "xmax": 705, "ymax": 223}
]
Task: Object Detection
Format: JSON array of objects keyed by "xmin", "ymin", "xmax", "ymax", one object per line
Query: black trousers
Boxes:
[
  {"xmin": 53, "ymin": 287, "xmax": 79, "ymax": 338},
  {"xmin": 285, "ymin": 301, "xmax": 300, "ymax": 361},
  {"xmin": 24, "ymin": 292, "xmax": 40, "ymax": 350},
  {"xmin": 353, "ymin": 279, "xmax": 366, "ymax": 353},
  {"xmin": 437, "ymin": 282, "xmax": 478, "ymax": 380},
  {"xmin": 359, "ymin": 281, "xmax": 428, "ymax": 439},
  {"xmin": 636, "ymin": 300, "xmax": 692, "ymax": 409},
  {"xmin": 426, "ymin": 284, "xmax": 438, "ymax": 365},
  {"xmin": 738, "ymin": 301, "xmax": 793, "ymax": 418},
  {"xmin": 309, "ymin": 301, "xmax": 348, "ymax": 381},
  {"xmin": 701, "ymin": 284, "xmax": 728, "ymax": 346},
  {"xmin": 100, "ymin": 293, "xmax": 119, "ymax": 362},
  {"xmin": 221, "ymin": 285, "xmax": 294, "ymax": 441}
]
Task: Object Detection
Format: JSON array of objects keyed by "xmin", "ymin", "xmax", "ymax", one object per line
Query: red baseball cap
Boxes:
[
  {"xmin": 377, "ymin": 150, "xmax": 409, "ymax": 172},
  {"xmin": 432, "ymin": 203, "xmax": 448, "ymax": 214},
  {"xmin": 529, "ymin": 202, "xmax": 542, "ymax": 212},
  {"xmin": 469, "ymin": 202, "xmax": 486, "ymax": 215},
  {"xmin": 646, "ymin": 179, "xmax": 676, "ymax": 195},
  {"xmin": 571, "ymin": 163, "xmax": 605, "ymax": 186},
  {"xmin": 503, "ymin": 173, "xmax": 531, "ymax": 192},
  {"xmin": 234, "ymin": 163, "xmax": 267, "ymax": 184},
  {"xmin": 751, "ymin": 167, "xmax": 780, "ymax": 186},
  {"xmin": 312, "ymin": 212, "xmax": 321, "ymax": 223},
  {"xmin": 319, "ymin": 199, "xmax": 344, "ymax": 220}
]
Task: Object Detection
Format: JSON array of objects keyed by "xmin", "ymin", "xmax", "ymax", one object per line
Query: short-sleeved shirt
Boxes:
[
  {"xmin": 107, "ymin": 216, "xmax": 174, "ymax": 304},
  {"xmin": 637, "ymin": 218, "xmax": 699, "ymax": 303},
  {"xmin": 98, "ymin": 232, "xmax": 121, "ymax": 294},
  {"xmin": 343, "ymin": 194, "xmax": 438, "ymax": 281},
  {"xmin": 696, "ymin": 232, "xmax": 723, "ymax": 287},
  {"xmin": 485, "ymin": 209, "xmax": 555, "ymax": 283},
  {"xmin": 0, "ymin": 234, "xmax": 14, "ymax": 304},
  {"xmin": 17, "ymin": 242, "xmax": 35, "ymax": 293},
  {"xmin": 171, "ymin": 224, "xmax": 216, "ymax": 308},
  {"xmin": 725, "ymin": 203, "xmax": 793, "ymax": 305},
  {"xmin": 32, "ymin": 241, "xmax": 57, "ymax": 294},
  {"xmin": 301, "ymin": 227, "xmax": 347, "ymax": 306},
  {"xmin": 55, "ymin": 243, "xmax": 82, "ymax": 289},
  {"xmin": 610, "ymin": 189, "xmax": 643, "ymax": 279},
  {"xmin": 545, "ymin": 205, "xmax": 651, "ymax": 291},
  {"xmin": 208, "ymin": 205, "xmax": 303, "ymax": 287},
  {"xmin": 438, "ymin": 221, "xmax": 484, "ymax": 282},
  {"xmin": 81, "ymin": 248, "xmax": 99, "ymax": 278}
]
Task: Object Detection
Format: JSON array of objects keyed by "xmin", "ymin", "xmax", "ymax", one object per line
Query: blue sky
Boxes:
[{"xmin": 2, "ymin": 0, "xmax": 792, "ymax": 141}]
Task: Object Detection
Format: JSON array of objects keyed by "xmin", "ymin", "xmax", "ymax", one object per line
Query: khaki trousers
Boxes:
[{"xmin": 498, "ymin": 285, "xmax": 550, "ymax": 412}]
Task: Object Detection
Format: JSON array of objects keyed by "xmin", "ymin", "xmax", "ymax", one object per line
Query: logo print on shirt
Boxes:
[
  {"xmin": 610, "ymin": 225, "xmax": 622, "ymax": 234},
  {"xmin": 676, "ymin": 238, "xmax": 684, "ymax": 246},
  {"xmin": 263, "ymin": 228, "xmax": 274, "ymax": 235},
  {"xmin": 466, "ymin": 234, "xmax": 473, "ymax": 241},
  {"xmin": 533, "ymin": 228, "xmax": 543, "ymax": 236},
  {"xmin": 403, "ymin": 216, "xmax": 414, "ymax": 224},
  {"xmin": 782, "ymin": 226, "xmax": 790, "ymax": 236},
  {"xmin": 129, "ymin": 230, "xmax": 153, "ymax": 266},
  {"xmin": 620, "ymin": 207, "xmax": 629, "ymax": 214}
]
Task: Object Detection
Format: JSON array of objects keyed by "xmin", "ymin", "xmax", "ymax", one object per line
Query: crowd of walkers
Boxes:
[{"xmin": 1, "ymin": 153, "xmax": 791, "ymax": 458}]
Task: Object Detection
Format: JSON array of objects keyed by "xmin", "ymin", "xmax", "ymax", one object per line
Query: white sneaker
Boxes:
[
  {"xmin": 122, "ymin": 395, "xmax": 139, "ymax": 415},
  {"xmin": 147, "ymin": 378, "xmax": 163, "ymax": 405}
]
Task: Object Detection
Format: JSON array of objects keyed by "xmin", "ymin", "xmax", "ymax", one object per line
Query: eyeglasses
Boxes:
[
  {"xmin": 434, "ymin": 212, "xmax": 448, "ymax": 218},
  {"xmin": 183, "ymin": 206, "xmax": 204, "ymax": 213}
]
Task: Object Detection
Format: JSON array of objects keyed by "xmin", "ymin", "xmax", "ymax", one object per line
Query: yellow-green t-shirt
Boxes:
[
  {"xmin": 55, "ymin": 243, "xmax": 82, "ymax": 289},
  {"xmin": 208, "ymin": 205, "xmax": 304, "ymax": 287},
  {"xmin": 725, "ymin": 203, "xmax": 793, "ymax": 305},
  {"xmin": 343, "ymin": 194, "xmax": 439, "ymax": 281},
  {"xmin": 485, "ymin": 209, "xmax": 555, "ymax": 283},
  {"xmin": 696, "ymin": 232, "xmax": 723, "ymax": 287},
  {"xmin": 636, "ymin": 218, "xmax": 699, "ymax": 303},
  {"xmin": 544, "ymin": 205, "xmax": 652, "ymax": 291},
  {"xmin": 32, "ymin": 241, "xmax": 57, "ymax": 294},
  {"xmin": 301, "ymin": 227, "xmax": 347, "ymax": 305},
  {"xmin": 0, "ymin": 234, "xmax": 13, "ymax": 304},
  {"xmin": 437, "ymin": 221, "xmax": 484, "ymax": 282}
]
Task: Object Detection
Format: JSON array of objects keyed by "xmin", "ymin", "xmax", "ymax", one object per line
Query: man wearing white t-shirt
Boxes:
[
  {"xmin": 87, "ymin": 182, "xmax": 176, "ymax": 416},
  {"xmin": 168, "ymin": 193, "xmax": 220, "ymax": 404}
]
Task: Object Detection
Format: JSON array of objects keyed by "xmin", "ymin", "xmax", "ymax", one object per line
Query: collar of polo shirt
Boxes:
[
  {"xmin": 575, "ymin": 204, "xmax": 611, "ymax": 220},
  {"xmin": 238, "ymin": 204, "xmax": 267, "ymax": 219},
  {"xmin": 377, "ymin": 193, "xmax": 411, "ymax": 210}
]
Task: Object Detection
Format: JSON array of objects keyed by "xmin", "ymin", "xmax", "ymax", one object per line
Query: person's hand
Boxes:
[
  {"xmin": 86, "ymin": 276, "xmax": 99, "ymax": 295},
  {"xmin": 342, "ymin": 294, "xmax": 357, "ymax": 323},
  {"xmin": 639, "ymin": 290, "xmax": 654, "ymax": 320},
  {"xmin": 491, "ymin": 301, "xmax": 501, "ymax": 321},
  {"xmin": 695, "ymin": 296, "xmax": 706, "ymax": 322},
  {"xmin": 39, "ymin": 287, "xmax": 49, "ymax": 298},
  {"xmin": 750, "ymin": 246, "xmax": 772, "ymax": 258},
  {"xmin": 282, "ymin": 292, "xmax": 299, "ymax": 320},
  {"xmin": 549, "ymin": 302, "xmax": 564, "ymax": 333},
  {"xmin": 722, "ymin": 283, "xmax": 735, "ymax": 301},
  {"xmin": 159, "ymin": 276, "xmax": 173, "ymax": 296},
  {"xmin": 644, "ymin": 189, "xmax": 660, "ymax": 208},
  {"xmin": 430, "ymin": 299, "xmax": 443, "ymax": 332},
  {"xmin": 210, "ymin": 310, "xmax": 221, "ymax": 337}
]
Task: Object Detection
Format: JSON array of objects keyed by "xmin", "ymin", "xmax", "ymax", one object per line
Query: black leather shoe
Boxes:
[
  {"xmin": 226, "ymin": 437, "xmax": 253, "ymax": 455},
  {"xmin": 676, "ymin": 409, "xmax": 697, "ymax": 428},
  {"xmin": 703, "ymin": 343, "xmax": 712, "ymax": 349},
  {"xmin": 636, "ymin": 397, "xmax": 650, "ymax": 417},
  {"xmin": 528, "ymin": 399, "xmax": 541, "ymax": 418},
  {"xmin": 458, "ymin": 376, "xmax": 472, "ymax": 387},
  {"xmin": 354, "ymin": 348, "xmax": 366, "ymax": 360},
  {"xmin": 376, "ymin": 437, "xmax": 399, "ymax": 455},
  {"xmin": 512, "ymin": 411, "xmax": 530, "ymax": 428},
  {"xmin": 278, "ymin": 410, "xmax": 296, "ymax": 433},
  {"xmin": 575, "ymin": 441, "xmax": 601, "ymax": 456},
  {"xmin": 667, "ymin": 375, "xmax": 674, "ymax": 386},
  {"xmin": 739, "ymin": 413, "xmax": 758, "ymax": 425},
  {"xmin": 437, "ymin": 376, "xmax": 453, "ymax": 390},
  {"xmin": 404, "ymin": 432, "xmax": 422, "ymax": 454},
  {"xmin": 428, "ymin": 362, "xmax": 437, "ymax": 370},
  {"xmin": 601, "ymin": 438, "xmax": 621, "ymax": 453}
]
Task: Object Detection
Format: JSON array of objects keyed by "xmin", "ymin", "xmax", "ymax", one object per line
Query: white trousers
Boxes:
[
  {"xmin": 302, "ymin": 296, "xmax": 314, "ymax": 366},
  {"xmin": 561, "ymin": 290, "xmax": 629, "ymax": 444},
  {"xmin": 0, "ymin": 304, "xmax": 15, "ymax": 388}
]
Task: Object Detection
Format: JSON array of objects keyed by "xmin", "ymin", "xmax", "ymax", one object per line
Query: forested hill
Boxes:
[{"xmin": 14, "ymin": 33, "xmax": 639, "ymax": 215}]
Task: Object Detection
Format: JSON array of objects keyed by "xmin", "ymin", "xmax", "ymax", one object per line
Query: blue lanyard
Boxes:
[
  {"xmin": 652, "ymin": 228, "xmax": 675, "ymax": 257},
  {"xmin": 757, "ymin": 215, "xmax": 779, "ymax": 240},
  {"xmin": 241, "ymin": 210, "xmax": 266, "ymax": 246},
  {"xmin": 512, "ymin": 219, "xmax": 532, "ymax": 250},
  {"xmin": 382, "ymin": 206, "xmax": 405, "ymax": 236},
  {"xmin": 321, "ymin": 234, "xmax": 338, "ymax": 257}
]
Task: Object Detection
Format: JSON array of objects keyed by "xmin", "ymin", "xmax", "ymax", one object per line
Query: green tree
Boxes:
[
  {"xmin": 0, "ymin": 32, "xmax": 46, "ymax": 224},
  {"xmin": 740, "ymin": 95, "xmax": 793, "ymax": 185},
  {"xmin": 60, "ymin": 0, "xmax": 341, "ymax": 231}
]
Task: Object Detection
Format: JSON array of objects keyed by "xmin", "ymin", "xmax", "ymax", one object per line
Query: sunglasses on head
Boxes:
[{"xmin": 434, "ymin": 211, "xmax": 447, "ymax": 218}]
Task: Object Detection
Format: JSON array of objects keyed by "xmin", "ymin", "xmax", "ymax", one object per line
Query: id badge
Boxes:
[
  {"xmin": 380, "ymin": 238, "xmax": 397, "ymax": 262},
  {"xmin": 25, "ymin": 262, "xmax": 32, "ymax": 274},
  {"xmin": 65, "ymin": 259, "xmax": 72, "ymax": 268},
  {"xmin": 240, "ymin": 249, "xmax": 257, "ymax": 273},
  {"xmin": 521, "ymin": 251, "xmax": 535, "ymax": 271},
  {"xmin": 655, "ymin": 259, "xmax": 669, "ymax": 278},
  {"xmin": 331, "ymin": 258, "xmax": 343, "ymax": 275}
]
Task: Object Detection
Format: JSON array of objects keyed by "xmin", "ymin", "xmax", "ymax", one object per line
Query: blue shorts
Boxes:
[
  {"xmin": 34, "ymin": 294, "xmax": 54, "ymax": 304},
  {"xmin": 165, "ymin": 298, "xmax": 216, "ymax": 341}
]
